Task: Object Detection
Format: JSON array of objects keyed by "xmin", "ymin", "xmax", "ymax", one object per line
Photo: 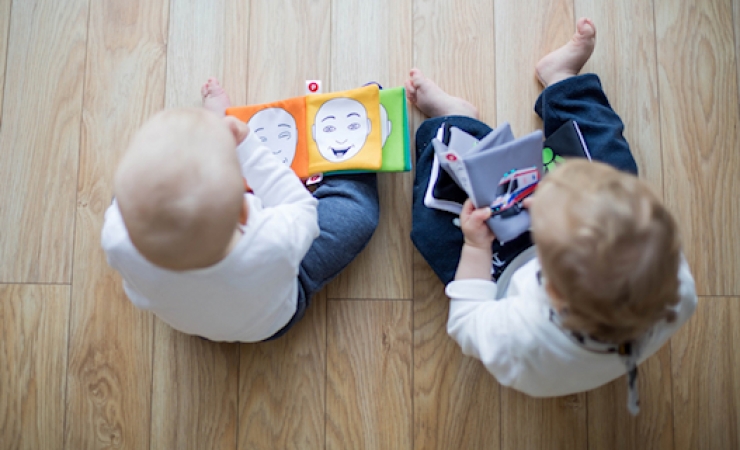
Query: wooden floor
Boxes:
[{"xmin": 1, "ymin": 0, "xmax": 739, "ymax": 449}]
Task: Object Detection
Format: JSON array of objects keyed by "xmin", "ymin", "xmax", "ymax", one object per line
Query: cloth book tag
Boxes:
[
  {"xmin": 305, "ymin": 173, "xmax": 323, "ymax": 186},
  {"xmin": 306, "ymin": 80, "xmax": 322, "ymax": 94}
]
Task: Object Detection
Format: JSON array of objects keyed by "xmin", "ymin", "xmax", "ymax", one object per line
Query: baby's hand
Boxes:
[
  {"xmin": 460, "ymin": 199, "xmax": 495, "ymax": 248},
  {"xmin": 223, "ymin": 116, "xmax": 250, "ymax": 145}
]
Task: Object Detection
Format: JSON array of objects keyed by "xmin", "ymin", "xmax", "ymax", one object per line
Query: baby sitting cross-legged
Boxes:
[
  {"xmin": 407, "ymin": 18, "xmax": 697, "ymax": 414},
  {"xmin": 102, "ymin": 81, "xmax": 379, "ymax": 342}
]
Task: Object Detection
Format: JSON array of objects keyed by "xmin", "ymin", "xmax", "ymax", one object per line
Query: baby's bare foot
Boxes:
[
  {"xmin": 404, "ymin": 68, "xmax": 478, "ymax": 119},
  {"xmin": 201, "ymin": 77, "xmax": 231, "ymax": 117},
  {"xmin": 535, "ymin": 17, "xmax": 596, "ymax": 87}
]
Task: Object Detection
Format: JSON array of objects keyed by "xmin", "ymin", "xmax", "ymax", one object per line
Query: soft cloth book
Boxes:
[
  {"xmin": 434, "ymin": 127, "xmax": 543, "ymax": 243},
  {"xmin": 542, "ymin": 119, "xmax": 591, "ymax": 171},
  {"xmin": 327, "ymin": 86, "xmax": 412, "ymax": 175},
  {"xmin": 377, "ymin": 86, "xmax": 412, "ymax": 172},
  {"xmin": 226, "ymin": 95, "xmax": 310, "ymax": 178},
  {"xmin": 306, "ymin": 85, "xmax": 383, "ymax": 174},
  {"xmin": 226, "ymin": 84, "xmax": 411, "ymax": 178},
  {"xmin": 425, "ymin": 120, "xmax": 592, "ymax": 215}
]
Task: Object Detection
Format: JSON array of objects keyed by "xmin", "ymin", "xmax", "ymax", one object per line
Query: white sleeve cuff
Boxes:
[
  {"xmin": 445, "ymin": 279, "xmax": 498, "ymax": 301},
  {"xmin": 235, "ymin": 131, "xmax": 267, "ymax": 167}
]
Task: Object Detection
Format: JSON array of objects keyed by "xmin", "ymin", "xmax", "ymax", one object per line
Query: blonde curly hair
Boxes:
[{"xmin": 530, "ymin": 160, "xmax": 681, "ymax": 343}]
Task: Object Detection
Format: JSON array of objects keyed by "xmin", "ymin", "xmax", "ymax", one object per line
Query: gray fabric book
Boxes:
[{"xmin": 430, "ymin": 124, "xmax": 543, "ymax": 243}]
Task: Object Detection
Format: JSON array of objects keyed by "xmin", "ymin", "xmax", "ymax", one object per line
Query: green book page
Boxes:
[{"xmin": 379, "ymin": 86, "xmax": 410, "ymax": 172}]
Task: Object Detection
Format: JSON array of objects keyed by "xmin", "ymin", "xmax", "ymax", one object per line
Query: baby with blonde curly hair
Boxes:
[
  {"xmin": 531, "ymin": 160, "xmax": 683, "ymax": 344},
  {"xmin": 408, "ymin": 18, "xmax": 697, "ymax": 414}
]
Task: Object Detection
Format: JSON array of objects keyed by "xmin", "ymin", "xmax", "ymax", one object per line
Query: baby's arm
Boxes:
[
  {"xmin": 446, "ymin": 283, "xmax": 532, "ymax": 388},
  {"xmin": 236, "ymin": 131, "xmax": 313, "ymax": 209},
  {"xmin": 235, "ymin": 130, "xmax": 319, "ymax": 261},
  {"xmin": 448, "ymin": 201, "xmax": 539, "ymax": 388},
  {"xmin": 455, "ymin": 199, "xmax": 495, "ymax": 280}
]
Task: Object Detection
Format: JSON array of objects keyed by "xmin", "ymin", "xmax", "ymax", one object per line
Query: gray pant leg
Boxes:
[{"xmin": 299, "ymin": 173, "xmax": 379, "ymax": 299}]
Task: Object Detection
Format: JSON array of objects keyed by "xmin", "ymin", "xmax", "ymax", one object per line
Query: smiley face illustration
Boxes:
[
  {"xmin": 248, "ymin": 108, "xmax": 298, "ymax": 165},
  {"xmin": 312, "ymin": 98, "xmax": 372, "ymax": 162}
]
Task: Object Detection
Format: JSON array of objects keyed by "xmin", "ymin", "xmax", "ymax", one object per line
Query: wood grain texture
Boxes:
[
  {"xmin": 655, "ymin": 0, "xmax": 740, "ymax": 295},
  {"xmin": 0, "ymin": 0, "xmax": 11, "ymax": 124},
  {"xmin": 148, "ymin": 3, "xmax": 249, "ymax": 448},
  {"xmin": 736, "ymin": 0, "xmax": 740, "ymax": 108},
  {"xmin": 64, "ymin": 0, "xmax": 169, "ymax": 448},
  {"xmin": 151, "ymin": 326, "xmax": 239, "ymax": 450},
  {"xmin": 237, "ymin": 4, "xmax": 332, "ymax": 449},
  {"xmin": 164, "ymin": 0, "xmax": 249, "ymax": 109},
  {"xmin": 586, "ymin": 346, "xmax": 674, "ymax": 450},
  {"xmin": 412, "ymin": 0, "xmax": 497, "ymax": 123},
  {"xmin": 576, "ymin": 0, "xmax": 663, "ymax": 194},
  {"xmin": 0, "ymin": 0, "xmax": 88, "ymax": 283},
  {"xmin": 239, "ymin": 291, "xmax": 326, "ymax": 450},
  {"xmin": 496, "ymin": 4, "xmax": 589, "ymax": 449},
  {"xmin": 413, "ymin": 253, "xmax": 500, "ymax": 450},
  {"xmin": 0, "ymin": 285, "xmax": 69, "ymax": 450},
  {"xmin": 495, "ymin": 0, "xmax": 573, "ymax": 136},
  {"xmin": 246, "ymin": 0, "xmax": 330, "ymax": 103},
  {"xmin": 410, "ymin": 2, "xmax": 498, "ymax": 448},
  {"xmin": 2, "ymin": 0, "xmax": 739, "ymax": 447},
  {"xmin": 325, "ymin": 0, "xmax": 414, "ymax": 300},
  {"xmin": 326, "ymin": 300, "xmax": 413, "ymax": 449},
  {"xmin": 672, "ymin": 298, "xmax": 740, "ymax": 450},
  {"xmin": 575, "ymin": 5, "xmax": 673, "ymax": 448},
  {"xmin": 501, "ymin": 390, "xmax": 587, "ymax": 450}
]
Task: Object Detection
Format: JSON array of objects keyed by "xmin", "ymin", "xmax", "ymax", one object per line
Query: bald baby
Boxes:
[{"xmin": 114, "ymin": 108, "xmax": 249, "ymax": 270}]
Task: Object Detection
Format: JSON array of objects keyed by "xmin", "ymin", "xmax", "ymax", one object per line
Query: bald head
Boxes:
[{"xmin": 115, "ymin": 108, "xmax": 245, "ymax": 270}]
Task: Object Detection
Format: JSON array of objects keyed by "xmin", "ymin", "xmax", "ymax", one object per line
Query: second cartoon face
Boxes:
[
  {"xmin": 312, "ymin": 98, "xmax": 371, "ymax": 162},
  {"xmin": 248, "ymin": 108, "xmax": 298, "ymax": 165}
]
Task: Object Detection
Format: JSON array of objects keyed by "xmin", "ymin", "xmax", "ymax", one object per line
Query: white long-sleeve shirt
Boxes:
[
  {"xmin": 446, "ymin": 256, "xmax": 697, "ymax": 396},
  {"xmin": 101, "ymin": 132, "xmax": 319, "ymax": 342}
]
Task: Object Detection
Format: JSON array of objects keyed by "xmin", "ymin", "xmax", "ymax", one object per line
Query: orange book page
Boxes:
[
  {"xmin": 305, "ymin": 85, "xmax": 383, "ymax": 174},
  {"xmin": 226, "ymin": 96, "xmax": 309, "ymax": 178}
]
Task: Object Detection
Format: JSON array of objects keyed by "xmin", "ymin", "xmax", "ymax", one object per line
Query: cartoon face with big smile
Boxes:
[
  {"xmin": 247, "ymin": 108, "xmax": 298, "ymax": 165},
  {"xmin": 312, "ymin": 98, "xmax": 371, "ymax": 162}
]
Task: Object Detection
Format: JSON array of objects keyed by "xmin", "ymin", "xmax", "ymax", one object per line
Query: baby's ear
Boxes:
[{"xmin": 224, "ymin": 116, "xmax": 250, "ymax": 144}]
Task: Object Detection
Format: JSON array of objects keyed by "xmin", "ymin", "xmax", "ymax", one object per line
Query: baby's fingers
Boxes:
[{"xmin": 471, "ymin": 207, "xmax": 492, "ymax": 222}]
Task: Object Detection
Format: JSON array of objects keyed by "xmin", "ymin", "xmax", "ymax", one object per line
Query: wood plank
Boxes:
[
  {"xmin": 236, "ymin": 3, "xmax": 330, "ymax": 448},
  {"xmin": 151, "ymin": 328, "xmax": 239, "ymax": 450},
  {"xmin": 0, "ymin": 285, "xmax": 69, "ymax": 450},
  {"xmin": 495, "ymin": 3, "xmax": 589, "ymax": 448},
  {"xmin": 672, "ymin": 297, "xmax": 740, "ymax": 449},
  {"xmin": 655, "ymin": 0, "xmax": 740, "ymax": 295},
  {"xmin": 325, "ymin": 0, "xmax": 414, "ymax": 300},
  {"xmin": 412, "ymin": 0, "xmax": 497, "ymax": 122},
  {"xmin": 0, "ymin": 0, "xmax": 88, "ymax": 283},
  {"xmin": 148, "ymin": 3, "xmax": 250, "ymax": 448},
  {"xmin": 164, "ymin": 0, "xmax": 249, "ymax": 108},
  {"xmin": 64, "ymin": 0, "xmax": 169, "ymax": 448},
  {"xmin": 586, "ymin": 345, "xmax": 674, "ymax": 450},
  {"xmin": 495, "ymin": 0, "xmax": 573, "ymax": 135},
  {"xmin": 0, "ymin": 0, "xmax": 11, "ymax": 124},
  {"xmin": 413, "ymin": 252, "xmax": 500, "ymax": 450},
  {"xmin": 572, "ymin": 4, "xmax": 672, "ymax": 448},
  {"xmin": 576, "ymin": 0, "xmax": 663, "ymax": 193},
  {"xmin": 410, "ymin": 1, "xmax": 500, "ymax": 447},
  {"xmin": 326, "ymin": 300, "xmax": 413, "ymax": 449},
  {"xmin": 501, "ymin": 390, "xmax": 587, "ymax": 450},
  {"xmin": 736, "ymin": 0, "xmax": 740, "ymax": 108},
  {"xmin": 238, "ymin": 292, "xmax": 326, "ymax": 450},
  {"xmin": 246, "ymin": 0, "xmax": 330, "ymax": 103}
]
